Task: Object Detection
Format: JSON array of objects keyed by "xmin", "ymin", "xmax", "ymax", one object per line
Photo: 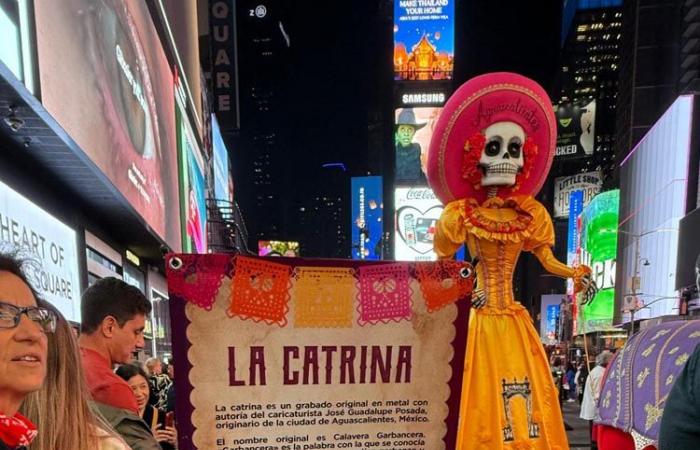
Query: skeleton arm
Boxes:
[{"xmin": 531, "ymin": 245, "xmax": 597, "ymax": 302}]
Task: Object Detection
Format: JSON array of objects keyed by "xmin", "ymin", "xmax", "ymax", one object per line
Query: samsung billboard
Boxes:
[{"xmin": 616, "ymin": 95, "xmax": 693, "ymax": 323}]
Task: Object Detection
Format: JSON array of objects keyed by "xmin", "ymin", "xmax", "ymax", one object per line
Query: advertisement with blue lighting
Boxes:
[
  {"xmin": 351, "ymin": 177, "xmax": 383, "ymax": 260},
  {"xmin": 212, "ymin": 115, "xmax": 230, "ymax": 203},
  {"xmin": 394, "ymin": 0, "xmax": 454, "ymax": 81}
]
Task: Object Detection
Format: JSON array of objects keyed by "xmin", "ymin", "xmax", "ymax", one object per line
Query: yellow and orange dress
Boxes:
[{"xmin": 435, "ymin": 195, "xmax": 589, "ymax": 450}]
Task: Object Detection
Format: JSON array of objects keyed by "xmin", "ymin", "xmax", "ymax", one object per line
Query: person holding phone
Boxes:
[{"xmin": 116, "ymin": 364, "xmax": 177, "ymax": 450}]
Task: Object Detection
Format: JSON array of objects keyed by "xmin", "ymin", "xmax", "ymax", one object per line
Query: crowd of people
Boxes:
[{"xmin": 0, "ymin": 251, "xmax": 177, "ymax": 450}]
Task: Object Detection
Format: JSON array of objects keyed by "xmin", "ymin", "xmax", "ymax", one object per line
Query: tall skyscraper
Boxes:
[
  {"xmin": 233, "ymin": 0, "xmax": 292, "ymax": 245},
  {"xmin": 615, "ymin": 0, "xmax": 683, "ymax": 165},
  {"xmin": 554, "ymin": 0, "xmax": 623, "ymax": 182}
]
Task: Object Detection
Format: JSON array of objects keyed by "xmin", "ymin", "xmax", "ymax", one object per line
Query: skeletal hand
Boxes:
[
  {"xmin": 580, "ymin": 274, "xmax": 598, "ymax": 305},
  {"xmin": 471, "ymin": 288, "xmax": 487, "ymax": 309}
]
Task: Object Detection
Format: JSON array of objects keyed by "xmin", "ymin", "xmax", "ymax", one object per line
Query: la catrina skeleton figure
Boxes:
[{"xmin": 427, "ymin": 73, "xmax": 597, "ymax": 450}]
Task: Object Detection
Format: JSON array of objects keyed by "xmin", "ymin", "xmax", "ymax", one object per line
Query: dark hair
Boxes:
[
  {"xmin": 115, "ymin": 363, "xmax": 149, "ymax": 383},
  {"xmin": 81, "ymin": 277, "xmax": 151, "ymax": 334},
  {"xmin": 0, "ymin": 251, "xmax": 40, "ymax": 301}
]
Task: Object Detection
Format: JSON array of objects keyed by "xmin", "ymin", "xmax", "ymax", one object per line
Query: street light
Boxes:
[{"xmin": 617, "ymin": 227, "xmax": 678, "ymax": 336}]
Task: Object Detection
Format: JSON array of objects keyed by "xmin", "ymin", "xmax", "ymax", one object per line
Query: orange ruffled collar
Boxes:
[{"xmin": 461, "ymin": 196, "xmax": 534, "ymax": 244}]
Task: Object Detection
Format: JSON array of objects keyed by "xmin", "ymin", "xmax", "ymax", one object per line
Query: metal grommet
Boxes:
[
  {"xmin": 459, "ymin": 266, "xmax": 473, "ymax": 279},
  {"xmin": 169, "ymin": 256, "xmax": 183, "ymax": 270}
]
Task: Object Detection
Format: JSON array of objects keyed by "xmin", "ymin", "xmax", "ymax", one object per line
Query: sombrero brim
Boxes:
[{"xmin": 427, "ymin": 72, "xmax": 557, "ymax": 205}]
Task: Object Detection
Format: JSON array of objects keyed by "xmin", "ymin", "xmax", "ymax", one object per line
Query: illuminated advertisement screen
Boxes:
[
  {"xmin": 0, "ymin": 179, "xmax": 81, "ymax": 323},
  {"xmin": 212, "ymin": 115, "xmax": 230, "ymax": 203},
  {"xmin": 350, "ymin": 176, "xmax": 383, "ymax": 260},
  {"xmin": 34, "ymin": 0, "xmax": 180, "ymax": 250},
  {"xmin": 553, "ymin": 171, "xmax": 603, "ymax": 219},
  {"xmin": 395, "ymin": 107, "xmax": 442, "ymax": 184},
  {"xmin": 394, "ymin": 187, "xmax": 441, "ymax": 261},
  {"xmin": 258, "ymin": 241, "xmax": 300, "ymax": 257},
  {"xmin": 555, "ymin": 99, "xmax": 596, "ymax": 159},
  {"xmin": 617, "ymin": 95, "xmax": 692, "ymax": 322},
  {"xmin": 394, "ymin": 0, "xmax": 454, "ymax": 81},
  {"xmin": 576, "ymin": 190, "xmax": 619, "ymax": 334},
  {"xmin": 177, "ymin": 103, "xmax": 207, "ymax": 254},
  {"xmin": 186, "ymin": 147, "xmax": 207, "ymax": 254}
]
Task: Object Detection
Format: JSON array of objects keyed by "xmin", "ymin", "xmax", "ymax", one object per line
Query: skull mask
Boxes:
[{"xmin": 479, "ymin": 121, "xmax": 525, "ymax": 187}]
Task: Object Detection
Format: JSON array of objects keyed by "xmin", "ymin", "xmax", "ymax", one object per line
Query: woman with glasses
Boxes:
[{"xmin": 0, "ymin": 253, "xmax": 56, "ymax": 450}]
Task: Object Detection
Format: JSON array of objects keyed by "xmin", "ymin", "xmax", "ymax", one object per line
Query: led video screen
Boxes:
[
  {"xmin": 394, "ymin": 187, "xmax": 441, "ymax": 261},
  {"xmin": 212, "ymin": 115, "xmax": 230, "ymax": 203},
  {"xmin": 394, "ymin": 0, "xmax": 454, "ymax": 81},
  {"xmin": 395, "ymin": 107, "xmax": 442, "ymax": 185},
  {"xmin": 350, "ymin": 176, "xmax": 383, "ymax": 260},
  {"xmin": 258, "ymin": 241, "xmax": 300, "ymax": 257},
  {"xmin": 575, "ymin": 190, "xmax": 619, "ymax": 334},
  {"xmin": 34, "ymin": 0, "xmax": 180, "ymax": 250}
]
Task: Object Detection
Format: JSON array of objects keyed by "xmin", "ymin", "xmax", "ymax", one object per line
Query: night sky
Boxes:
[
  {"xmin": 282, "ymin": 0, "xmax": 562, "ymax": 184},
  {"xmin": 236, "ymin": 0, "xmax": 563, "ymax": 250}
]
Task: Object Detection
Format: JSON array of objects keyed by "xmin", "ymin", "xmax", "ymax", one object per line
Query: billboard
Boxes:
[
  {"xmin": 212, "ymin": 115, "xmax": 230, "ymax": 203},
  {"xmin": 394, "ymin": 0, "xmax": 454, "ymax": 81},
  {"xmin": 258, "ymin": 240, "xmax": 300, "ymax": 257},
  {"xmin": 553, "ymin": 171, "xmax": 603, "ymax": 219},
  {"xmin": 576, "ymin": 190, "xmax": 619, "ymax": 334},
  {"xmin": 540, "ymin": 295, "xmax": 565, "ymax": 344},
  {"xmin": 0, "ymin": 179, "xmax": 81, "ymax": 323},
  {"xmin": 616, "ymin": 95, "xmax": 693, "ymax": 323},
  {"xmin": 394, "ymin": 187, "xmax": 441, "ymax": 261},
  {"xmin": 395, "ymin": 107, "xmax": 442, "ymax": 185},
  {"xmin": 178, "ymin": 102, "xmax": 207, "ymax": 254},
  {"xmin": 567, "ymin": 190, "xmax": 584, "ymax": 334},
  {"xmin": 34, "ymin": 0, "xmax": 180, "ymax": 250},
  {"xmin": 209, "ymin": 0, "xmax": 239, "ymax": 130},
  {"xmin": 351, "ymin": 177, "xmax": 384, "ymax": 260},
  {"xmin": 554, "ymin": 100, "xmax": 596, "ymax": 159}
]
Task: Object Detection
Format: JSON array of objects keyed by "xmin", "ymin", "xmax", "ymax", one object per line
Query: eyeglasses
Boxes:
[{"xmin": 0, "ymin": 301, "xmax": 57, "ymax": 333}]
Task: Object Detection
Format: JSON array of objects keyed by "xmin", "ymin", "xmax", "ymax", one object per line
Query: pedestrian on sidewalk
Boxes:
[
  {"xmin": 581, "ymin": 351, "xmax": 613, "ymax": 450},
  {"xmin": 565, "ymin": 362, "xmax": 577, "ymax": 402}
]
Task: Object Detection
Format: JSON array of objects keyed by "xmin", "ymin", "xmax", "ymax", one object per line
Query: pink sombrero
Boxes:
[{"xmin": 427, "ymin": 72, "xmax": 557, "ymax": 205}]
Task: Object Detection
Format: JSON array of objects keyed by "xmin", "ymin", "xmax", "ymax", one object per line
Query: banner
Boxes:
[
  {"xmin": 351, "ymin": 177, "xmax": 384, "ymax": 260},
  {"xmin": 552, "ymin": 171, "xmax": 603, "ymax": 219},
  {"xmin": 394, "ymin": 0, "xmax": 454, "ymax": 81},
  {"xmin": 0, "ymin": 179, "xmax": 81, "ymax": 322},
  {"xmin": 554, "ymin": 100, "xmax": 596, "ymax": 159},
  {"xmin": 166, "ymin": 255, "xmax": 473, "ymax": 450}
]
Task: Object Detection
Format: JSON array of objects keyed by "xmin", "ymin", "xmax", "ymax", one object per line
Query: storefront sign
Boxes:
[
  {"xmin": 553, "ymin": 171, "xmax": 603, "ymax": 219},
  {"xmin": 166, "ymin": 255, "xmax": 472, "ymax": 449},
  {"xmin": 0, "ymin": 179, "xmax": 80, "ymax": 322}
]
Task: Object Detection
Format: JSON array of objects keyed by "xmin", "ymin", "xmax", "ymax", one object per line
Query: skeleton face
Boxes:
[{"xmin": 479, "ymin": 121, "xmax": 525, "ymax": 187}]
